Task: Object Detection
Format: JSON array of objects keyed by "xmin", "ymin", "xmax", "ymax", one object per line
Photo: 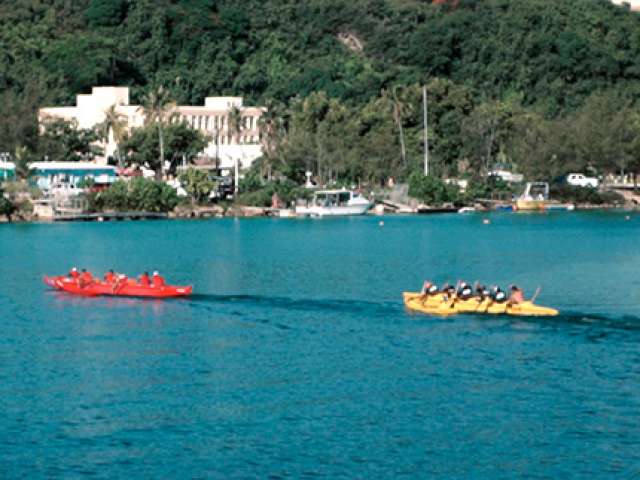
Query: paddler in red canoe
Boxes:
[
  {"xmin": 78, "ymin": 269, "xmax": 94, "ymax": 288},
  {"xmin": 112, "ymin": 273, "xmax": 128, "ymax": 293},
  {"xmin": 139, "ymin": 271, "xmax": 151, "ymax": 287},
  {"xmin": 152, "ymin": 271, "xmax": 165, "ymax": 288},
  {"xmin": 69, "ymin": 267, "xmax": 80, "ymax": 279},
  {"xmin": 104, "ymin": 270, "xmax": 116, "ymax": 283}
]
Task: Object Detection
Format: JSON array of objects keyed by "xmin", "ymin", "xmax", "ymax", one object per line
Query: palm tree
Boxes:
[
  {"xmin": 228, "ymin": 106, "xmax": 243, "ymax": 144},
  {"xmin": 98, "ymin": 105, "xmax": 127, "ymax": 167},
  {"xmin": 139, "ymin": 85, "xmax": 176, "ymax": 179},
  {"xmin": 228, "ymin": 106, "xmax": 243, "ymax": 194},
  {"xmin": 383, "ymin": 87, "xmax": 412, "ymax": 169},
  {"xmin": 257, "ymin": 100, "xmax": 284, "ymax": 180}
]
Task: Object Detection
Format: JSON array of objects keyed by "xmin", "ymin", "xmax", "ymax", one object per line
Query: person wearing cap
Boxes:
[
  {"xmin": 508, "ymin": 285, "xmax": 524, "ymax": 305},
  {"xmin": 457, "ymin": 281, "xmax": 473, "ymax": 300},
  {"xmin": 112, "ymin": 273, "xmax": 128, "ymax": 293},
  {"xmin": 139, "ymin": 271, "xmax": 151, "ymax": 287},
  {"xmin": 491, "ymin": 285, "xmax": 507, "ymax": 303},
  {"xmin": 441, "ymin": 283, "xmax": 456, "ymax": 301},
  {"xmin": 420, "ymin": 280, "xmax": 439, "ymax": 296},
  {"xmin": 69, "ymin": 267, "xmax": 80, "ymax": 279},
  {"xmin": 152, "ymin": 271, "xmax": 165, "ymax": 288}
]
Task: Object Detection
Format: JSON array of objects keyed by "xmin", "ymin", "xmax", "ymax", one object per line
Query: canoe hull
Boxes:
[
  {"xmin": 44, "ymin": 276, "xmax": 192, "ymax": 298},
  {"xmin": 403, "ymin": 292, "xmax": 558, "ymax": 317}
]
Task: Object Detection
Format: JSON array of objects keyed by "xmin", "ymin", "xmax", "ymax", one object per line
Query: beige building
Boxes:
[
  {"xmin": 610, "ymin": 0, "xmax": 640, "ymax": 10},
  {"xmin": 39, "ymin": 86, "xmax": 265, "ymax": 171}
]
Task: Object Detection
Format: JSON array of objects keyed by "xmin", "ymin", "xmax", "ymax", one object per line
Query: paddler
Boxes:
[
  {"xmin": 78, "ymin": 269, "xmax": 94, "ymax": 288},
  {"xmin": 491, "ymin": 285, "xmax": 507, "ymax": 303},
  {"xmin": 139, "ymin": 271, "xmax": 151, "ymax": 287},
  {"xmin": 69, "ymin": 267, "xmax": 80, "ymax": 279},
  {"xmin": 420, "ymin": 280, "xmax": 439, "ymax": 296},
  {"xmin": 441, "ymin": 283, "xmax": 456, "ymax": 301},
  {"xmin": 457, "ymin": 282, "xmax": 473, "ymax": 300},
  {"xmin": 152, "ymin": 271, "xmax": 165, "ymax": 288},
  {"xmin": 508, "ymin": 285, "xmax": 525, "ymax": 305},
  {"xmin": 112, "ymin": 273, "xmax": 127, "ymax": 293},
  {"xmin": 475, "ymin": 284, "xmax": 490, "ymax": 302},
  {"xmin": 104, "ymin": 270, "xmax": 115, "ymax": 283}
]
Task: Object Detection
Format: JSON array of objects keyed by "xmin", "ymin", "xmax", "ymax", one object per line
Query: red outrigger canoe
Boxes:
[{"xmin": 44, "ymin": 275, "xmax": 193, "ymax": 298}]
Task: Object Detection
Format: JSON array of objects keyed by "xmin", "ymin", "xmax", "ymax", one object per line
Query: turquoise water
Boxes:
[{"xmin": 0, "ymin": 213, "xmax": 639, "ymax": 478}]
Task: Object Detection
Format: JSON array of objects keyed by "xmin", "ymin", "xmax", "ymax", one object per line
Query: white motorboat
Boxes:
[
  {"xmin": 295, "ymin": 189, "xmax": 372, "ymax": 216},
  {"xmin": 458, "ymin": 206, "xmax": 476, "ymax": 214}
]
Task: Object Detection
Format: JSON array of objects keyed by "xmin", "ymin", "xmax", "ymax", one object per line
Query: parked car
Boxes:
[{"xmin": 565, "ymin": 173, "xmax": 599, "ymax": 188}]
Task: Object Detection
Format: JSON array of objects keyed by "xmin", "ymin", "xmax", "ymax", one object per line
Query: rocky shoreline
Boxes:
[{"xmin": 0, "ymin": 201, "xmax": 633, "ymax": 224}]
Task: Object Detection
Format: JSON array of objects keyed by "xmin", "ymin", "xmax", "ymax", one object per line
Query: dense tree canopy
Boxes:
[{"xmin": 1, "ymin": 0, "xmax": 640, "ymax": 183}]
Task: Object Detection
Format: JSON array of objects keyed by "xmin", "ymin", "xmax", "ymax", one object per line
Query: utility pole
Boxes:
[
  {"xmin": 423, "ymin": 86, "xmax": 429, "ymax": 176},
  {"xmin": 234, "ymin": 157, "xmax": 239, "ymax": 196}
]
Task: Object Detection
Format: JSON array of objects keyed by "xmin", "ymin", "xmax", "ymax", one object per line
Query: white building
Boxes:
[
  {"xmin": 610, "ymin": 0, "xmax": 640, "ymax": 10},
  {"xmin": 38, "ymin": 86, "xmax": 265, "ymax": 172}
]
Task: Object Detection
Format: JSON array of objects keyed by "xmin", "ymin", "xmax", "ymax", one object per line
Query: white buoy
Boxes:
[
  {"xmin": 483, "ymin": 218, "xmax": 490, "ymax": 225},
  {"xmin": 379, "ymin": 221, "xmax": 384, "ymax": 227},
  {"xmin": 625, "ymin": 215, "xmax": 631, "ymax": 220}
]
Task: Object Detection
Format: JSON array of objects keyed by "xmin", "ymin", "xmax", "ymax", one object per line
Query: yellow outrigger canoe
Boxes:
[{"xmin": 403, "ymin": 292, "xmax": 559, "ymax": 317}]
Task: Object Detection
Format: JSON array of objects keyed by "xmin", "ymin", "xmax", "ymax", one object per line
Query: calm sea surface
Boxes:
[{"xmin": 0, "ymin": 212, "xmax": 639, "ymax": 478}]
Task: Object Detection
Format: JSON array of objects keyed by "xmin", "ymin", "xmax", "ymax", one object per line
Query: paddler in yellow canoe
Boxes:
[
  {"xmin": 507, "ymin": 285, "xmax": 525, "ymax": 305},
  {"xmin": 420, "ymin": 280, "xmax": 439, "ymax": 296},
  {"xmin": 490, "ymin": 285, "xmax": 508, "ymax": 304},
  {"xmin": 404, "ymin": 280, "xmax": 558, "ymax": 316},
  {"xmin": 457, "ymin": 282, "xmax": 474, "ymax": 300}
]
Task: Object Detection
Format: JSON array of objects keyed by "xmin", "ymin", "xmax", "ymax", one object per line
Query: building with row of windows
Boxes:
[
  {"xmin": 38, "ymin": 86, "xmax": 265, "ymax": 172},
  {"xmin": 610, "ymin": 0, "xmax": 640, "ymax": 10}
]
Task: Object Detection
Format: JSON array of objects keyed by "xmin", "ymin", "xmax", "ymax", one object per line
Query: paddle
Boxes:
[
  {"xmin": 481, "ymin": 284, "xmax": 501, "ymax": 313},
  {"xmin": 530, "ymin": 286, "xmax": 542, "ymax": 304},
  {"xmin": 446, "ymin": 279, "xmax": 461, "ymax": 310},
  {"xmin": 472, "ymin": 280, "xmax": 489, "ymax": 312}
]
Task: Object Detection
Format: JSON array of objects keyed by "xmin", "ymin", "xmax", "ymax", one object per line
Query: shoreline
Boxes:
[{"xmin": 0, "ymin": 202, "xmax": 632, "ymax": 224}]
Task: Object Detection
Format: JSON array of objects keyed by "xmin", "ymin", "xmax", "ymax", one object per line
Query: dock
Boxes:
[{"xmin": 53, "ymin": 211, "xmax": 168, "ymax": 222}]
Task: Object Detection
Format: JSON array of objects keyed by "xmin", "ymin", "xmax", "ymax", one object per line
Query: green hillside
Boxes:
[{"xmin": 1, "ymin": 0, "xmax": 640, "ymax": 183}]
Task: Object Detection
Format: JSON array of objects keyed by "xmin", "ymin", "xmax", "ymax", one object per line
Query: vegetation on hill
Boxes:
[{"xmin": 1, "ymin": 0, "xmax": 640, "ymax": 186}]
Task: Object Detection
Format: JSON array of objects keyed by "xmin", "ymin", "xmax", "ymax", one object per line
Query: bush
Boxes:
[
  {"xmin": 89, "ymin": 178, "xmax": 179, "ymax": 213},
  {"xmin": 0, "ymin": 187, "xmax": 17, "ymax": 221},
  {"xmin": 179, "ymin": 168, "xmax": 216, "ymax": 204},
  {"xmin": 549, "ymin": 184, "xmax": 623, "ymax": 205},
  {"xmin": 237, "ymin": 173, "xmax": 312, "ymax": 207},
  {"xmin": 464, "ymin": 177, "xmax": 513, "ymax": 202},
  {"xmin": 408, "ymin": 172, "xmax": 460, "ymax": 205}
]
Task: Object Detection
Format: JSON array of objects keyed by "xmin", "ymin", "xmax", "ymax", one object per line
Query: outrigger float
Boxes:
[
  {"xmin": 403, "ymin": 292, "xmax": 559, "ymax": 317},
  {"xmin": 44, "ymin": 275, "xmax": 192, "ymax": 298}
]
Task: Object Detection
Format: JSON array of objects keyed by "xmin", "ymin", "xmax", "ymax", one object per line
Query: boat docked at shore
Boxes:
[
  {"xmin": 514, "ymin": 182, "xmax": 549, "ymax": 211},
  {"xmin": 295, "ymin": 188, "xmax": 372, "ymax": 216},
  {"xmin": 513, "ymin": 182, "xmax": 575, "ymax": 211},
  {"xmin": 403, "ymin": 292, "xmax": 559, "ymax": 317}
]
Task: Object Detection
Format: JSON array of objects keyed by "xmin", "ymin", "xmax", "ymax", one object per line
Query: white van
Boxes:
[{"xmin": 566, "ymin": 173, "xmax": 598, "ymax": 188}]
